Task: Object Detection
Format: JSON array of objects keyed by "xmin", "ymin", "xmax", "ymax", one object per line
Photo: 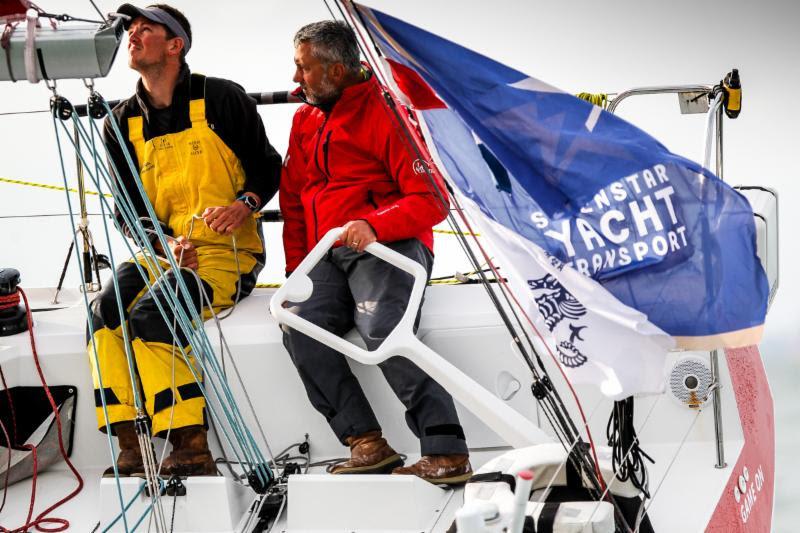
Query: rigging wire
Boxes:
[
  {"xmin": 36, "ymin": 11, "xmax": 105, "ymax": 24},
  {"xmin": 52, "ymin": 101, "xmax": 134, "ymax": 533},
  {"xmin": 87, "ymin": 0, "xmax": 107, "ymax": 23},
  {"xmin": 0, "ymin": 213, "xmax": 106, "ymax": 219},
  {"xmin": 335, "ymin": 0, "xmax": 607, "ymax": 478},
  {"xmin": 321, "ymin": 0, "xmax": 338, "ymax": 20},
  {"xmin": 535, "ymin": 397, "xmax": 605, "ymax": 499},
  {"xmin": 0, "ymin": 109, "xmax": 49, "ymax": 116},
  {"xmin": 330, "ymin": 5, "xmax": 654, "ymax": 530}
]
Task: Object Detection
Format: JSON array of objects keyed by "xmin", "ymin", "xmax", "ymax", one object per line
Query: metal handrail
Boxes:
[
  {"xmin": 73, "ymin": 91, "xmax": 301, "ymax": 117},
  {"xmin": 607, "ymin": 84, "xmax": 713, "ymax": 114},
  {"xmin": 608, "ymin": 82, "xmax": 729, "ymax": 470}
]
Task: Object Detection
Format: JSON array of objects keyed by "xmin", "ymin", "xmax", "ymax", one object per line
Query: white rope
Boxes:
[{"xmin": 183, "ymin": 264, "xmax": 277, "ymax": 467}]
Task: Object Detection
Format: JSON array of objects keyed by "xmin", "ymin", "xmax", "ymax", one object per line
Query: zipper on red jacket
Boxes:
[
  {"xmin": 322, "ymin": 131, "xmax": 332, "ymax": 177},
  {"xmin": 311, "ymin": 116, "xmax": 331, "ymax": 242}
]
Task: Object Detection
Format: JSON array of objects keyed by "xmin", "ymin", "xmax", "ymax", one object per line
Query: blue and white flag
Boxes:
[{"xmin": 355, "ymin": 5, "xmax": 769, "ymax": 397}]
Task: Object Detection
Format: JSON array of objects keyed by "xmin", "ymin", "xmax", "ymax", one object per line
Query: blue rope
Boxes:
[
  {"xmin": 63, "ymin": 114, "xmax": 256, "ymax": 477},
  {"xmin": 51, "ymin": 111, "xmax": 132, "ymax": 533},
  {"xmin": 93, "ymin": 101, "xmax": 271, "ymax": 484},
  {"xmin": 53, "ymin": 93, "xmax": 273, "ymax": 490},
  {"xmin": 100, "ymin": 480, "xmax": 153, "ymax": 533}
]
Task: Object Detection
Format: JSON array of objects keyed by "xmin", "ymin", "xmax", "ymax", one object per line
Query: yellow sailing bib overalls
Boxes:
[{"xmin": 89, "ymin": 74, "xmax": 263, "ymax": 436}]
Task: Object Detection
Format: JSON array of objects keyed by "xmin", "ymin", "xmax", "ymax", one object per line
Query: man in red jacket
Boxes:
[{"xmin": 280, "ymin": 20, "xmax": 471, "ymax": 485}]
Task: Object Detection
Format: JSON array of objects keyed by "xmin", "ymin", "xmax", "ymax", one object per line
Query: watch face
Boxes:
[{"xmin": 239, "ymin": 195, "xmax": 258, "ymax": 211}]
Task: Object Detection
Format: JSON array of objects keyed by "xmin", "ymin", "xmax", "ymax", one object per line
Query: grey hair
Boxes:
[{"xmin": 294, "ymin": 21, "xmax": 361, "ymax": 72}]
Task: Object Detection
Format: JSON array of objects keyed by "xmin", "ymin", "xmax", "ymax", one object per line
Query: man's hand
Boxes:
[
  {"xmin": 202, "ymin": 196, "xmax": 257, "ymax": 235},
  {"xmin": 168, "ymin": 236, "xmax": 199, "ymax": 270},
  {"xmin": 340, "ymin": 220, "xmax": 377, "ymax": 253}
]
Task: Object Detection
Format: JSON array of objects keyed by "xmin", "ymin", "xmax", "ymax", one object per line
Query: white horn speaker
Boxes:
[{"xmin": 668, "ymin": 355, "xmax": 713, "ymax": 409}]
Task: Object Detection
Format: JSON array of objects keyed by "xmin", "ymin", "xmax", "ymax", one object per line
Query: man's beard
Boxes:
[
  {"xmin": 129, "ymin": 50, "xmax": 167, "ymax": 75},
  {"xmin": 306, "ymin": 72, "xmax": 342, "ymax": 106}
]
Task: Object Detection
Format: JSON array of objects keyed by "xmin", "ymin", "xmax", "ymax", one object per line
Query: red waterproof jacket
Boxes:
[{"xmin": 280, "ymin": 74, "xmax": 449, "ymax": 273}]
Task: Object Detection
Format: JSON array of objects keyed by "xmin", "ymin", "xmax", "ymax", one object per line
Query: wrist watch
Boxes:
[{"xmin": 236, "ymin": 194, "xmax": 259, "ymax": 212}]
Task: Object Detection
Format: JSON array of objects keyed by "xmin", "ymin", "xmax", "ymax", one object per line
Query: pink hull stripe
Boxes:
[{"xmin": 707, "ymin": 346, "xmax": 775, "ymax": 532}]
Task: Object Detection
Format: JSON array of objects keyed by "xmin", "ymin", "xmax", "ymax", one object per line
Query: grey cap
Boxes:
[{"xmin": 117, "ymin": 4, "xmax": 191, "ymax": 53}]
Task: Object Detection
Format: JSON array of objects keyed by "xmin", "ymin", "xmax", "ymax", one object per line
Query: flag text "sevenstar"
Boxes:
[{"xmin": 530, "ymin": 164, "xmax": 688, "ymax": 277}]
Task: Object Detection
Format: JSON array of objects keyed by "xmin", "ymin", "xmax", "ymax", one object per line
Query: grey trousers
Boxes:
[{"xmin": 282, "ymin": 238, "xmax": 468, "ymax": 455}]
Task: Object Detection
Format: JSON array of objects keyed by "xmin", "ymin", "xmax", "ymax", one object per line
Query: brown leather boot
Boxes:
[
  {"xmin": 392, "ymin": 454, "xmax": 472, "ymax": 485},
  {"xmin": 330, "ymin": 430, "xmax": 404, "ymax": 475},
  {"xmin": 103, "ymin": 421, "xmax": 145, "ymax": 478},
  {"xmin": 160, "ymin": 425, "xmax": 217, "ymax": 477}
]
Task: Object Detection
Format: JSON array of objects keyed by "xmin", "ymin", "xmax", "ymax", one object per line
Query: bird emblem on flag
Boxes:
[{"xmin": 528, "ymin": 274, "xmax": 588, "ymax": 368}]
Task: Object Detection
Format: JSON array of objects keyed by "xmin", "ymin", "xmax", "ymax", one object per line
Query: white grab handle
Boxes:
[{"xmin": 270, "ymin": 228, "xmax": 550, "ymax": 448}]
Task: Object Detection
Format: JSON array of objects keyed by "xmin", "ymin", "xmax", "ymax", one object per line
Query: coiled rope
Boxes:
[{"xmin": 575, "ymin": 92, "xmax": 609, "ymax": 108}]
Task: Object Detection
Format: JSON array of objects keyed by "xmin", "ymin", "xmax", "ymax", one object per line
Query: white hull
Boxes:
[{"xmin": 0, "ymin": 284, "xmax": 775, "ymax": 531}]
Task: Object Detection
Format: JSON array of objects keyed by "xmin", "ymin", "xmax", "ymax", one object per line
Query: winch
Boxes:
[{"xmin": 0, "ymin": 267, "xmax": 27, "ymax": 336}]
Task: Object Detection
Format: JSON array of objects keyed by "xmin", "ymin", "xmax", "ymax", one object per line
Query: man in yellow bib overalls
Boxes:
[{"xmin": 89, "ymin": 3, "xmax": 281, "ymax": 477}]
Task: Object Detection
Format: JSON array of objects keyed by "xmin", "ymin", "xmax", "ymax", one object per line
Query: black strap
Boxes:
[
  {"xmin": 522, "ymin": 515, "xmax": 536, "ymax": 533},
  {"xmin": 153, "ymin": 387, "xmax": 175, "ymax": 414},
  {"xmin": 536, "ymin": 502, "xmax": 560, "ymax": 533},
  {"xmin": 566, "ymin": 456, "xmax": 582, "ymax": 489},
  {"xmin": 466, "ymin": 471, "xmax": 517, "ymax": 493},
  {"xmin": 190, "ymin": 72, "xmax": 206, "ymax": 101},
  {"xmin": 177, "ymin": 382, "xmax": 204, "ymax": 401},
  {"xmin": 94, "ymin": 387, "xmax": 121, "ymax": 407}
]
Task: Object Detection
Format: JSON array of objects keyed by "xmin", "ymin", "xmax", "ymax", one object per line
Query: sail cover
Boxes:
[
  {"xmin": 354, "ymin": 5, "xmax": 769, "ymax": 398},
  {"xmin": 0, "ymin": 385, "xmax": 77, "ymax": 486}
]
